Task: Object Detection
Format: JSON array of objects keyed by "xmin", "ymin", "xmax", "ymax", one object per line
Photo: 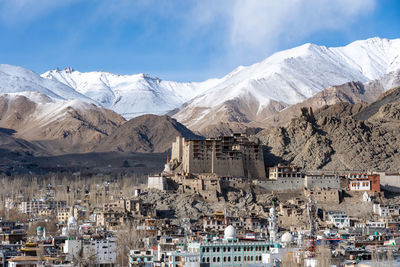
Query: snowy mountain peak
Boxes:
[
  {"xmin": 42, "ymin": 68, "xmax": 217, "ymax": 118},
  {"xmin": 0, "ymin": 64, "xmax": 94, "ymax": 103},
  {"xmin": 172, "ymin": 37, "xmax": 400, "ymax": 132},
  {"xmin": 2, "ymin": 37, "xmax": 400, "ymax": 126}
]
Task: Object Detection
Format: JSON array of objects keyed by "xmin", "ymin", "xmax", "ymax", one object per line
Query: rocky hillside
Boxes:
[
  {"xmin": 256, "ymin": 87, "xmax": 400, "ymax": 172},
  {"xmin": 0, "ymin": 94, "xmax": 202, "ymax": 154},
  {"xmin": 0, "ymin": 128, "xmax": 44, "ymax": 154},
  {"xmin": 95, "ymin": 114, "xmax": 203, "ymax": 153},
  {"xmin": 0, "ymin": 93, "xmax": 126, "ymax": 154}
]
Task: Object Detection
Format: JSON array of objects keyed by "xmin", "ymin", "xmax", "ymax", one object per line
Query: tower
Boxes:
[{"xmin": 268, "ymin": 206, "xmax": 278, "ymax": 243}]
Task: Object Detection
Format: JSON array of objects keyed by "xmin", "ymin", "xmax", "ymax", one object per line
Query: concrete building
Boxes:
[
  {"xmin": 171, "ymin": 134, "xmax": 266, "ymax": 179},
  {"xmin": 346, "ymin": 173, "xmax": 380, "ymax": 192},
  {"xmin": 268, "ymin": 164, "xmax": 303, "ymax": 179},
  {"xmin": 326, "ymin": 211, "xmax": 350, "ymax": 229},
  {"xmin": 18, "ymin": 200, "xmax": 66, "ymax": 214},
  {"xmin": 166, "ymin": 251, "xmax": 200, "ymax": 267},
  {"xmin": 64, "ymin": 238, "xmax": 116, "ymax": 266},
  {"xmin": 373, "ymin": 204, "xmax": 399, "ymax": 217},
  {"xmin": 188, "ymin": 226, "xmax": 277, "ymax": 267},
  {"xmin": 129, "ymin": 249, "xmax": 155, "ymax": 266}
]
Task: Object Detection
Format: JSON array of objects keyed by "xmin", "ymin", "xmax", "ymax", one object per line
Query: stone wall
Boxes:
[
  {"xmin": 304, "ymin": 174, "xmax": 341, "ymax": 190},
  {"xmin": 375, "ymin": 172, "xmax": 400, "ymax": 192},
  {"xmin": 254, "ymin": 178, "xmax": 304, "ymax": 192},
  {"xmin": 148, "ymin": 176, "xmax": 168, "ymax": 190}
]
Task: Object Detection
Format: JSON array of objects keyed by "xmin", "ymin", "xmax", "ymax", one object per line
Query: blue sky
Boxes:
[{"xmin": 0, "ymin": 0, "xmax": 399, "ymax": 81}]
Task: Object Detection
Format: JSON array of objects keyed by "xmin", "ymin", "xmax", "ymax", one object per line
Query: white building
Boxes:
[
  {"xmin": 349, "ymin": 180, "xmax": 370, "ymax": 191},
  {"xmin": 373, "ymin": 204, "xmax": 399, "ymax": 217},
  {"xmin": 366, "ymin": 221, "xmax": 386, "ymax": 228},
  {"xmin": 327, "ymin": 211, "xmax": 350, "ymax": 229},
  {"xmin": 64, "ymin": 238, "xmax": 116, "ymax": 266}
]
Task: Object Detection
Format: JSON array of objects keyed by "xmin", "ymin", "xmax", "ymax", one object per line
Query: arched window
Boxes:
[
  {"xmin": 206, "ymin": 247, "xmax": 209, "ymax": 252},
  {"xmin": 202, "ymin": 248, "xmax": 205, "ymax": 253},
  {"xmin": 234, "ymin": 256, "xmax": 237, "ymax": 262},
  {"xmin": 202, "ymin": 257, "xmax": 206, "ymax": 263},
  {"xmin": 228, "ymin": 256, "xmax": 231, "ymax": 262},
  {"xmin": 207, "ymin": 257, "xmax": 210, "ymax": 263},
  {"xmin": 223, "ymin": 247, "xmax": 226, "ymax": 252},
  {"xmin": 223, "ymin": 257, "xmax": 226, "ymax": 262},
  {"xmin": 213, "ymin": 247, "xmax": 216, "ymax": 252},
  {"xmin": 217, "ymin": 257, "xmax": 220, "ymax": 262},
  {"xmin": 238, "ymin": 256, "xmax": 241, "ymax": 261},
  {"xmin": 228, "ymin": 247, "xmax": 231, "ymax": 252},
  {"xmin": 213, "ymin": 257, "xmax": 216, "ymax": 262}
]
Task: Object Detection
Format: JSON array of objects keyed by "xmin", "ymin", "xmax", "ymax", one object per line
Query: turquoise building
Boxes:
[{"xmin": 187, "ymin": 225, "xmax": 280, "ymax": 267}]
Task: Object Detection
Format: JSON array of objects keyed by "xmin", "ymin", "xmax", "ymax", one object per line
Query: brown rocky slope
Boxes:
[
  {"xmin": 255, "ymin": 87, "xmax": 400, "ymax": 172},
  {"xmin": 95, "ymin": 114, "xmax": 203, "ymax": 153}
]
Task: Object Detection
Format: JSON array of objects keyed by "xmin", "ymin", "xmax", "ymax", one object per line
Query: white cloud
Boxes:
[{"xmin": 187, "ymin": 0, "xmax": 376, "ymax": 63}]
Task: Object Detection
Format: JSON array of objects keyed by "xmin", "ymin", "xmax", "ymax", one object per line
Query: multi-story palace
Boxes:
[{"xmin": 171, "ymin": 134, "xmax": 266, "ymax": 179}]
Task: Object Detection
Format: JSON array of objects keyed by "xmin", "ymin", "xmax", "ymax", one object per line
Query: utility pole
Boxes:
[{"xmin": 307, "ymin": 193, "xmax": 318, "ymax": 258}]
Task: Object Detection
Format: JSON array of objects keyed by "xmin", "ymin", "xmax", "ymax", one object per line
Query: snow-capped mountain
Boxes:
[
  {"xmin": 1, "ymin": 37, "xmax": 400, "ymax": 134},
  {"xmin": 173, "ymin": 37, "xmax": 400, "ymax": 132},
  {"xmin": 0, "ymin": 64, "xmax": 94, "ymax": 103},
  {"xmin": 42, "ymin": 68, "xmax": 219, "ymax": 118}
]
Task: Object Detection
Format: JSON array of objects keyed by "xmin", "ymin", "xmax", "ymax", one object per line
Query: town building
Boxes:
[
  {"xmin": 373, "ymin": 204, "xmax": 400, "ymax": 217},
  {"xmin": 188, "ymin": 225, "xmax": 278, "ymax": 267},
  {"xmin": 326, "ymin": 211, "xmax": 350, "ymax": 229},
  {"xmin": 171, "ymin": 134, "xmax": 266, "ymax": 179},
  {"xmin": 268, "ymin": 164, "xmax": 303, "ymax": 179},
  {"xmin": 346, "ymin": 173, "xmax": 381, "ymax": 192},
  {"xmin": 64, "ymin": 238, "xmax": 116, "ymax": 266}
]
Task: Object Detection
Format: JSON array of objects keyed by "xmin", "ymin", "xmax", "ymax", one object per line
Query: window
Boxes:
[{"xmin": 228, "ymin": 256, "xmax": 231, "ymax": 262}]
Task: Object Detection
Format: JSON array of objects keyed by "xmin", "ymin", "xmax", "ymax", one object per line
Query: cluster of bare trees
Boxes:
[{"xmin": 0, "ymin": 172, "xmax": 148, "ymax": 208}]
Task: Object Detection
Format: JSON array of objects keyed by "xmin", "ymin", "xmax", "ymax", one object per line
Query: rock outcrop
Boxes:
[{"xmin": 256, "ymin": 87, "xmax": 400, "ymax": 172}]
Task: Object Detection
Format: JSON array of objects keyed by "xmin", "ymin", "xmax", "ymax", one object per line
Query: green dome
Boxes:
[{"xmin": 37, "ymin": 226, "xmax": 43, "ymax": 231}]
